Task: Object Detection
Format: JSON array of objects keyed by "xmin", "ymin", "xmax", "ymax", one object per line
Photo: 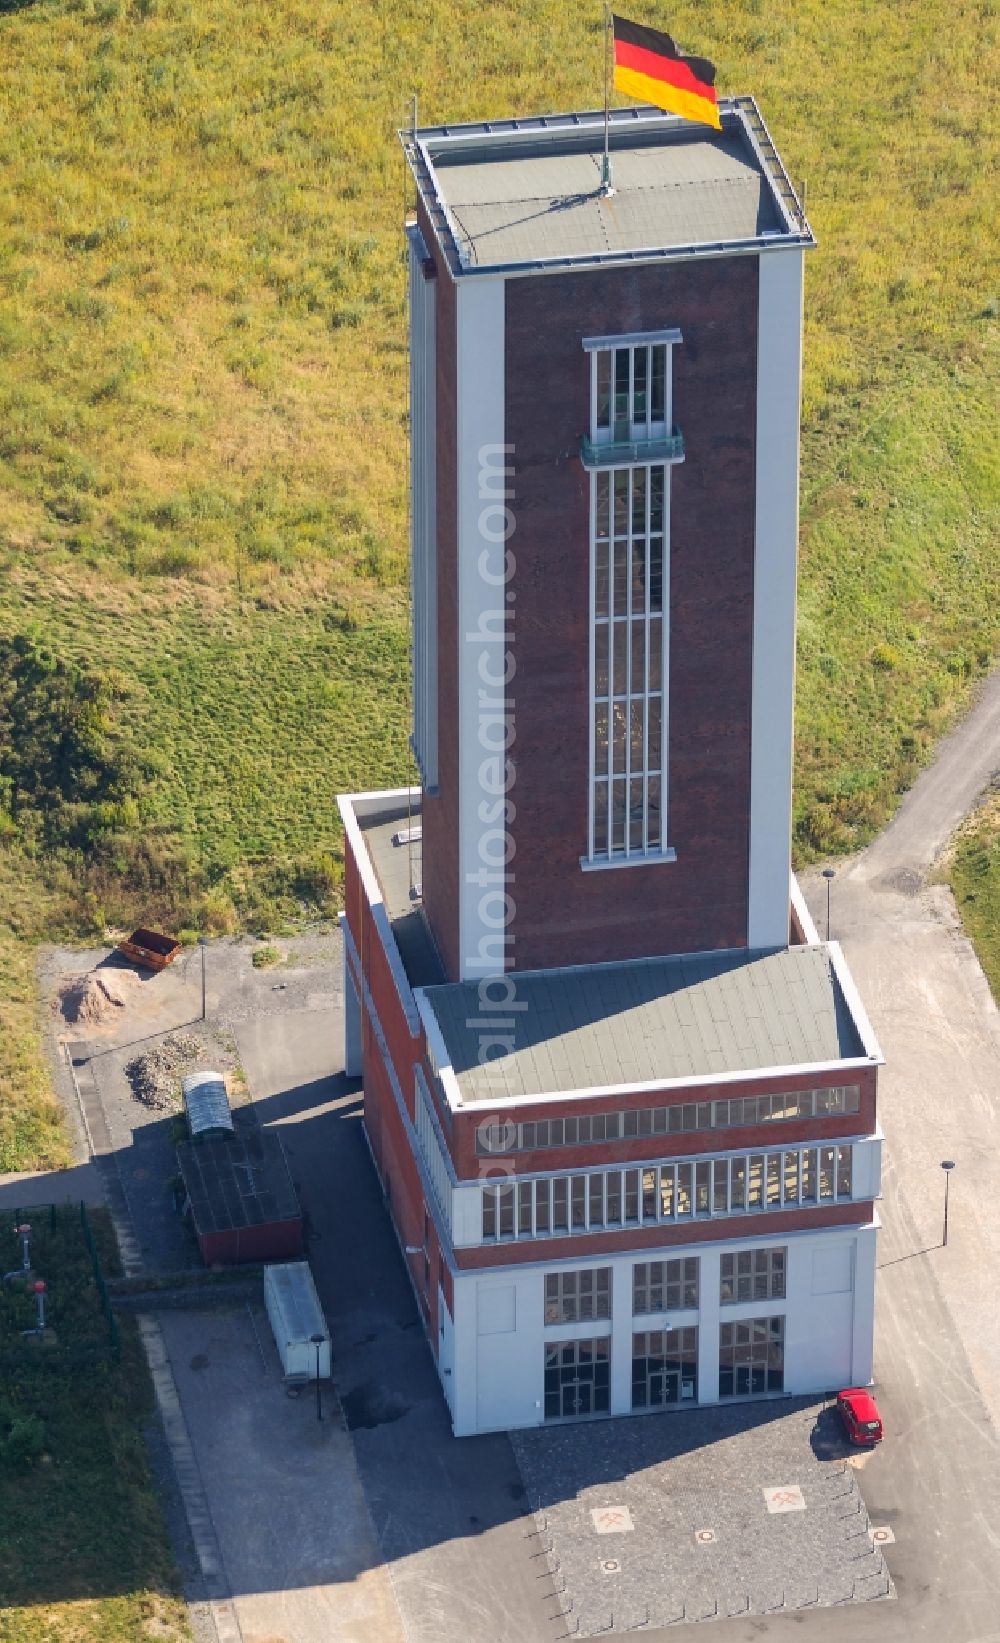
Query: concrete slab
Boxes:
[
  {"xmin": 0, "ymin": 1162, "xmax": 104, "ymax": 1209},
  {"xmin": 514, "ymin": 1403, "xmax": 889, "ymax": 1632},
  {"xmin": 235, "ymin": 1007, "xmax": 341, "ymax": 1104},
  {"xmin": 160, "ymin": 1302, "xmax": 404, "ymax": 1643}
]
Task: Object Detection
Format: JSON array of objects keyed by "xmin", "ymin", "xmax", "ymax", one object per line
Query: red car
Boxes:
[{"xmin": 836, "ymin": 1388, "xmax": 884, "ymax": 1445}]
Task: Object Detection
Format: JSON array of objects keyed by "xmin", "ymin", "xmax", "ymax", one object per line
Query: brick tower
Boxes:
[{"xmin": 339, "ymin": 102, "xmax": 882, "ymax": 1436}]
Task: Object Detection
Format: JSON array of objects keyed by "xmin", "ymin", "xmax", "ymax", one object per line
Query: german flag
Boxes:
[{"xmin": 613, "ymin": 16, "xmax": 721, "ymax": 131}]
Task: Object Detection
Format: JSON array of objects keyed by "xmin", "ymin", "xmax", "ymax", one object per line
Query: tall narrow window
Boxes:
[{"xmin": 585, "ymin": 332, "xmax": 681, "ymax": 864}]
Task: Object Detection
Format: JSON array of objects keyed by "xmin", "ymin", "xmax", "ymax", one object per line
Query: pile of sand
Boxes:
[{"xmin": 58, "ymin": 968, "xmax": 138, "ymax": 1026}]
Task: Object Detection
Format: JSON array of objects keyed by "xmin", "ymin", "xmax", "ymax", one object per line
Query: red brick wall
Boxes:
[
  {"xmin": 365, "ymin": 921, "xmax": 418, "ymax": 1122},
  {"xmin": 417, "ymin": 197, "xmax": 461, "ymax": 983},
  {"xmin": 503, "ymin": 257, "xmax": 759, "ymax": 970},
  {"xmin": 456, "ymin": 1199, "xmax": 873, "ymax": 1271},
  {"xmin": 355, "ymin": 852, "xmax": 449, "ymax": 1354}
]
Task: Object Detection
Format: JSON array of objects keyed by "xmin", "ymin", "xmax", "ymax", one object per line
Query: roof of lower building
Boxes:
[
  {"xmin": 357, "ymin": 801, "xmax": 445, "ymax": 989},
  {"xmin": 422, "ymin": 944, "xmax": 869, "ymax": 1105},
  {"xmin": 177, "ymin": 1125, "xmax": 300, "ymax": 1236},
  {"xmin": 402, "ymin": 99, "xmax": 814, "ymax": 277}
]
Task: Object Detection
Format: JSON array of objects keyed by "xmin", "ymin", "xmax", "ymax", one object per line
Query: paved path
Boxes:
[
  {"xmin": 753, "ymin": 669, "xmax": 1000, "ymax": 1643},
  {"xmin": 807, "ymin": 668, "xmax": 1000, "ymax": 1428},
  {"xmin": 857, "ymin": 666, "xmax": 1000, "ymax": 888},
  {"xmin": 0, "ymin": 1160, "xmax": 104, "ymax": 1210}
]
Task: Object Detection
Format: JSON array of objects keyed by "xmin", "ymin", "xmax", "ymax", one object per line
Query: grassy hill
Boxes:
[
  {"xmin": 949, "ymin": 788, "xmax": 1000, "ymax": 1003},
  {"xmin": 1, "ymin": 0, "xmax": 998, "ymax": 1177}
]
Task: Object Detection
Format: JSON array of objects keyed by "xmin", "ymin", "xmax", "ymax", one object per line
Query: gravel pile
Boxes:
[{"xmin": 125, "ymin": 1033, "xmax": 209, "ymax": 1110}]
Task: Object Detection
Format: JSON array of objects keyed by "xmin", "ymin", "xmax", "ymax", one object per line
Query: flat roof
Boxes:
[
  {"xmin": 358, "ymin": 800, "xmax": 445, "ymax": 989},
  {"xmin": 403, "ymin": 99, "xmax": 813, "ymax": 277},
  {"xmin": 423, "ymin": 945, "xmax": 869, "ymax": 1105},
  {"xmin": 177, "ymin": 1126, "xmax": 300, "ymax": 1236}
]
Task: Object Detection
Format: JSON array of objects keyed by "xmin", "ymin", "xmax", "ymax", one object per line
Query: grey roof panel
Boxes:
[
  {"xmin": 434, "ymin": 125, "xmax": 783, "ymax": 270},
  {"xmin": 424, "ymin": 944, "xmax": 867, "ymax": 1105}
]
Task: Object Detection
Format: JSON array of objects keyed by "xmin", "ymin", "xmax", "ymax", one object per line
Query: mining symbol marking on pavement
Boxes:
[
  {"xmin": 762, "ymin": 1484, "xmax": 806, "ymax": 1514},
  {"xmin": 591, "ymin": 1506, "xmax": 634, "ymax": 1534}
]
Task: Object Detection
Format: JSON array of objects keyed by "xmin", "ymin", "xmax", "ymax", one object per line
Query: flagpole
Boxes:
[{"xmin": 601, "ymin": 6, "xmax": 612, "ymax": 193}]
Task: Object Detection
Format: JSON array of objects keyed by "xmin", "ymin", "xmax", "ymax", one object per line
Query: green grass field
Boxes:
[
  {"xmin": 0, "ymin": 1206, "xmax": 188, "ymax": 1643},
  {"xmin": 948, "ymin": 790, "xmax": 1000, "ymax": 1004},
  {"xmin": 0, "ymin": 0, "xmax": 997, "ymax": 1175}
]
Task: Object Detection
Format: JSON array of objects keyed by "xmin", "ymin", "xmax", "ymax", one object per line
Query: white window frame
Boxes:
[
  {"xmin": 544, "ymin": 1266, "xmax": 612, "ymax": 1325},
  {"xmin": 719, "ymin": 1246, "xmax": 787, "ymax": 1305},
  {"xmin": 479, "ymin": 1143, "xmax": 856, "ymax": 1244},
  {"xmin": 582, "ymin": 329, "xmax": 682, "ymax": 869},
  {"xmin": 474, "ymin": 1085, "xmax": 862, "ymax": 1154}
]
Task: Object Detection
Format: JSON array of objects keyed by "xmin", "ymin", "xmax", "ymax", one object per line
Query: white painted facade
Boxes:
[
  {"xmin": 748, "ymin": 247, "xmax": 805, "ymax": 949},
  {"xmin": 445, "ymin": 1220, "xmax": 877, "ymax": 1437},
  {"xmin": 408, "ymin": 227, "xmax": 438, "ymax": 790},
  {"xmin": 454, "ymin": 276, "xmax": 512, "ymax": 984}
]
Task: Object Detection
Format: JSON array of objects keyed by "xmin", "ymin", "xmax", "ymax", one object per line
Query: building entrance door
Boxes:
[
  {"xmin": 544, "ymin": 1338, "xmax": 611, "ymax": 1421},
  {"xmin": 632, "ymin": 1327, "xmax": 699, "ymax": 1410}
]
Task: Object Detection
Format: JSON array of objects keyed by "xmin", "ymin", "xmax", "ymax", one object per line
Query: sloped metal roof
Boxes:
[
  {"xmin": 423, "ymin": 945, "xmax": 867, "ymax": 1105},
  {"xmin": 182, "ymin": 1070, "xmax": 234, "ymax": 1139}
]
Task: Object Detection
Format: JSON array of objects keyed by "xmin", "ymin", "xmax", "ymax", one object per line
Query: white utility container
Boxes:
[{"xmin": 263, "ymin": 1261, "xmax": 331, "ymax": 1380}]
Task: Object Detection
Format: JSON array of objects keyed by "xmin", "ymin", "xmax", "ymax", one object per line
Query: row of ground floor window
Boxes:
[
  {"xmin": 545, "ymin": 1248, "xmax": 786, "ymax": 1324},
  {"xmin": 545, "ymin": 1317, "xmax": 785, "ymax": 1420}
]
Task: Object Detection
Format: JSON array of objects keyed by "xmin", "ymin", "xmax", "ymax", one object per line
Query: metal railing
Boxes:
[
  {"xmin": 580, "ymin": 429, "xmax": 685, "ymax": 469},
  {"xmin": 733, "ymin": 94, "xmax": 812, "ymax": 237}
]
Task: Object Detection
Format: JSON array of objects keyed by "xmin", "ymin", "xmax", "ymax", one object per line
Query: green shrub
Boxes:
[
  {"xmin": 1, "ymin": 1412, "xmax": 46, "ymax": 1472},
  {"xmin": 871, "ymin": 642, "xmax": 900, "ymax": 671}
]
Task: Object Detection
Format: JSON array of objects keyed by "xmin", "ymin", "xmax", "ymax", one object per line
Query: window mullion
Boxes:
[
  {"xmin": 624, "ymin": 463, "xmax": 633, "ymax": 858},
  {"xmin": 646, "ymin": 343, "xmax": 653, "ymax": 439},
  {"xmin": 644, "ymin": 460, "xmax": 652, "ymax": 852},
  {"xmin": 628, "ymin": 344, "xmax": 635, "ymax": 436},
  {"xmin": 660, "ymin": 465, "xmax": 670, "ymax": 846},
  {"xmin": 591, "ymin": 348, "xmax": 598, "ymax": 442},
  {"xmin": 588, "ymin": 473, "xmax": 596, "ymax": 862}
]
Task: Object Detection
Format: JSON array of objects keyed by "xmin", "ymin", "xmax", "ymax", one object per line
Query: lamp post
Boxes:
[
  {"xmin": 941, "ymin": 1160, "xmax": 956, "ymax": 1247},
  {"xmin": 310, "ymin": 1332, "xmax": 325, "ymax": 1422},
  {"xmin": 198, "ymin": 936, "xmax": 209, "ymax": 1021},
  {"xmin": 822, "ymin": 868, "xmax": 835, "ymax": 941}
]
